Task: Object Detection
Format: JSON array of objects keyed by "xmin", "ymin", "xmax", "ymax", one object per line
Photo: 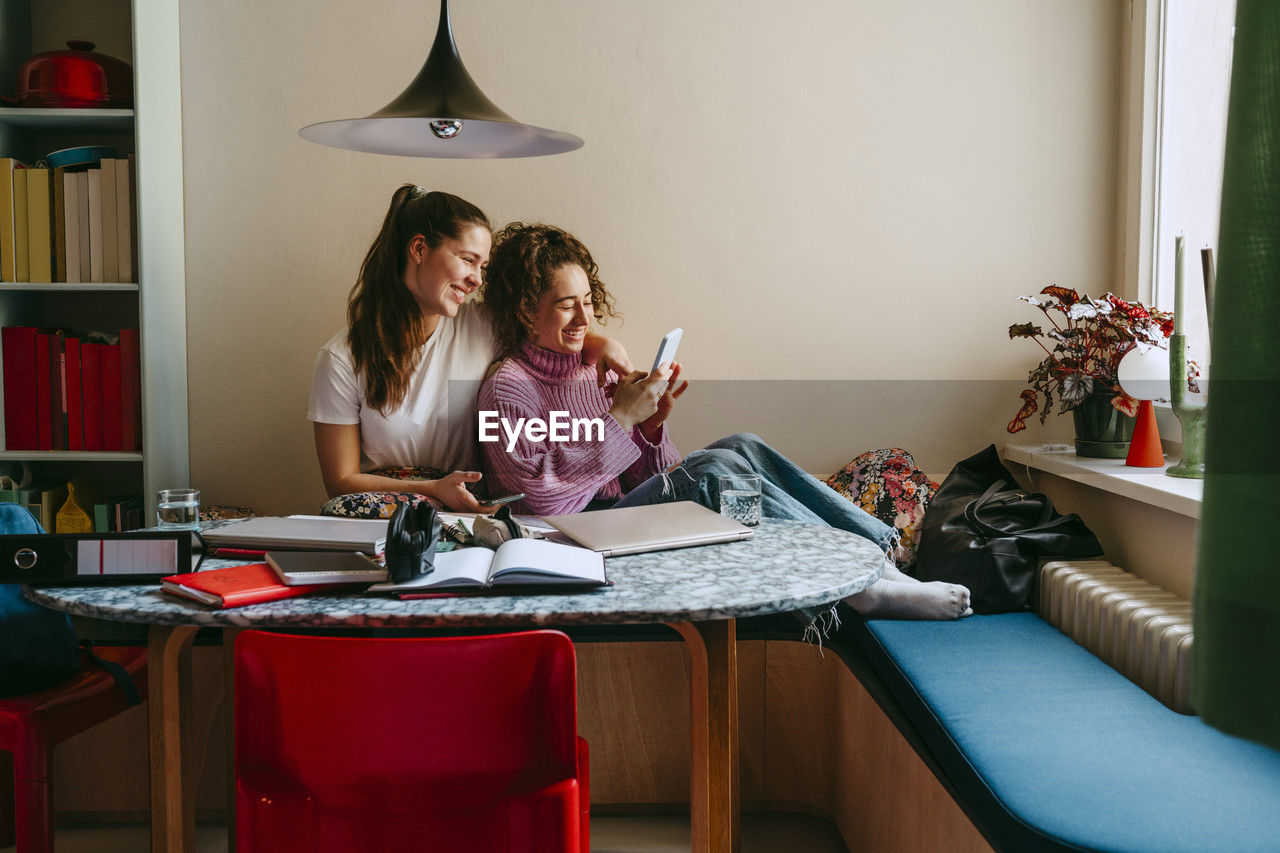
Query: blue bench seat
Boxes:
[{"xmin": 842, "ymin": 612, "xmax": 1280, "ymax": 853}]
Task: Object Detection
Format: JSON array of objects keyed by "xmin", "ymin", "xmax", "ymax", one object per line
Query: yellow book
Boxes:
[
  {"xmin": 25, "ymin": 167, "xmax": 52, "ymax": 283},
  {"xmin": 14, "ymin": 168, "xmax": 29, "ymax": 281},
  {"xmin": 0, "ymin": 158, "xmax": 23, "ymax": 282}
]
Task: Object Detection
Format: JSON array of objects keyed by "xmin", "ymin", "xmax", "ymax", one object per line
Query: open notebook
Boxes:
[{"xmin": 369, "ymin": 538, "xmax": 607, "ymax": 592}]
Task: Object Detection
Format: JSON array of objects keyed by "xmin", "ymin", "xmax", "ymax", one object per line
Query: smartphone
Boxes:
[
  {"xmin": 479, "ymin": 493, "xmax": 525, "ymax": 507},
  {"xmin": 651, "ymin": 328, "xmax": 683, "ymax": 373}
]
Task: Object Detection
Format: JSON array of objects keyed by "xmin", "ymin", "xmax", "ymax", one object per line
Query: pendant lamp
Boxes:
[{"xmin": 299, "ymin": 0, "xmax": 583, "ymax": 158}]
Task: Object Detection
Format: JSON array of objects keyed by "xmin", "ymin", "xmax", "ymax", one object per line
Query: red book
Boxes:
[
  {"xmin": 160, "ymin": 563, "xmax": 338, "ymax": 608},
  {"xmin": 35, "ymin": 331, "xmax": 51, "ymax": 450},
  {"xmin": 119, "ymin": 328, "xmax": 140, "ymax": 450},
  {"xmin": 65, "ymin": 337, "xmax": 83, "ymax": 450},
  {"xmin": 80, "ymin": 342, "xmax": 104, "ymax": 451},
  {"xmin": 101, "ymin": 342, "xmax": 122, "ymax": 450},
  {"xmin": 48, "ymin": 331, "xmax": 68, "ymax": 450},
  {"xmin": 1, "ymin": 326, "xmax": 38, "ymax": 450}
]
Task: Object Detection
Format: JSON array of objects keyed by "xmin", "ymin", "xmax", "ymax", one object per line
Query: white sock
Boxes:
[{"xmin": 846, "ymin": 578, "xmax": 973, "ymax": 620}]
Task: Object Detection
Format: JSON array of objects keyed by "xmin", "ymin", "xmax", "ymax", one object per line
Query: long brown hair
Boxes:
[
  {"xmin": 481, "ymin": 222, "xmax": 617, "ymax": 356},
  {"xmin": 347, "ymin": 185, "xmax": 490, "ymax": 413}
]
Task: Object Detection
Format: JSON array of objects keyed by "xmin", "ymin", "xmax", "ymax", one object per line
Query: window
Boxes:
[{"xmin": 1151, "ymin": 0, "xmax": 1235, "ymax": 353}]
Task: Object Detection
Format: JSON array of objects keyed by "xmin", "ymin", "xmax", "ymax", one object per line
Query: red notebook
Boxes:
[
  {"xmin": 160, "ymin": 563, "xmax": 337, "ymax": 608},
  {"xmin": 65, "ymin": 337, "xmax": 83, "ymax": 450},
  {"xmin": 35, "ymin": 331, "xmax": 51, "ymax": 450},
  {"xmin": 80, "ymin": 342, "xmax": 104, "ymax": 451},
  {"xmin": 119, "ymin": 328, "xmax": 140, "ymax": 450},
  {"xmin": 1, "ymin": 326, "xmax": 38, "ymax": 450},
  {"xmin": 101, "ymin": 342, "xmax": 122, "ymax": 451}
]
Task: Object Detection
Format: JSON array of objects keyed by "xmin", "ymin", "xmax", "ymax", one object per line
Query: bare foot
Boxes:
[{"xmin": 846, "ymin": 579, "xmax": 972, "ymax": 620}]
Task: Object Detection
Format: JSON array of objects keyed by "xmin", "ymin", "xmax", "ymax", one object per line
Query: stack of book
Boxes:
[
  {"xmin": 1, "ymin": 326, "xmax": 141, "ymax": 451},
  {"xmin": 0, "ymin": 155, "xmax": 136, "ymax": 284}
]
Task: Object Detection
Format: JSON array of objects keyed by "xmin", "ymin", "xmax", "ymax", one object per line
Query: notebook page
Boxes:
[
  {"xmin": 490, "ymin": 539, "xmax": 606, "ymax": 585},
  {"xmin": 367, "ymin": 547, "xmax": 492, "ymax": 591}
]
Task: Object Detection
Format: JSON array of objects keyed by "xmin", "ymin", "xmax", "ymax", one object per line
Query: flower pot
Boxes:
[{"xmin": 1073, "ymin": 391, "xmax": 1136, "ymax": 458}]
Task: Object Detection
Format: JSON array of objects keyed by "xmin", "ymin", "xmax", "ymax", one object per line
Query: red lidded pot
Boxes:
[{"xmin": 9, "ymin": 40, "xmax": 133, "ymax": 108}]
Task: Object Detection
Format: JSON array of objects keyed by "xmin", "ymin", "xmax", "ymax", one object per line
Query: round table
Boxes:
[{"xmin": 28, "ymin": 519, "xmax": 884, "ymax": 853}]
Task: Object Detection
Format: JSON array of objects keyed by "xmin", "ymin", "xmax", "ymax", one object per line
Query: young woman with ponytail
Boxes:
[{"xmin": 308, "ymin": 185, "xmax": 632, "ymax": 517}]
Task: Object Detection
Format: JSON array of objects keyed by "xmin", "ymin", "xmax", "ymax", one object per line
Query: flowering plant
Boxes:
[{"xmin": 1007, "ymin": 286, "xmax": 1179, "ymax": 433}]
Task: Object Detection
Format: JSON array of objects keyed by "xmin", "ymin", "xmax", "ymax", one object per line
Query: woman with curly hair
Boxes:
[
  {"xmin": 477, "ymin": 222, "xmax": 972, "ymax": 619},
  {"xmin": 307, "ymin": 186, "xmax": 633, "ymax": 517}
]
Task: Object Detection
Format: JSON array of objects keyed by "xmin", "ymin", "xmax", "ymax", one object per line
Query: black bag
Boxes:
[{"xmin": 913, "ymin": 445, "xmax": 1103, "ymax": 613}]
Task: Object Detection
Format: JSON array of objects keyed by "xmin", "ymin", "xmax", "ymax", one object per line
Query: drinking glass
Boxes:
[
  {"xmin": 718, "ymin": 474, "xmax": 762, "ymax": 527},
  {"xmin": 156, "ymin": 488, "xmax": 200, "ymax": 530}
]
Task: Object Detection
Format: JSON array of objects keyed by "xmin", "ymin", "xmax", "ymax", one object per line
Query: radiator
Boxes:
[{"xmin": 1038, "ymin": 560, "xmax": 1194, "ymax": 715}]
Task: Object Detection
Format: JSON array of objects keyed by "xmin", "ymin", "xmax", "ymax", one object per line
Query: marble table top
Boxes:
[{"xmin": 24, "ymin": 520, "xmax": 884, "ymax": 629}]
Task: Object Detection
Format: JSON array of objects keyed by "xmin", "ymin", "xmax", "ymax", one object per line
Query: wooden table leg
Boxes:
[
  {"xmin": 147, "ymin": 624, "xmax": 199, "ymax": 853},
  {"xmin": 223, "ymin": 627, "xmax": 242, "ymax": 852},
  {"xmin": 669, "ymin": 619, "xmax": 739, "ymax": 853}
]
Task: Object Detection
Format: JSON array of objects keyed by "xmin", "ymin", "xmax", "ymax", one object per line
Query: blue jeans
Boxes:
[{"xmin": 614, "ymin": 433, "xmax": 894, "ymax": 553}]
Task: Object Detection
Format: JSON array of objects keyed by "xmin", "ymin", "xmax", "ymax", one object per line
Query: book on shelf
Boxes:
[
  {"xmin": 25, "ymin": 167, "xmax": 52, "ymax": 283},
  {"xmin": 13, "ymin": 168, "xmax": 29, "ymax": 281},
  {"xmin": 161, "ymin": 562, "xmax": 339, "ymax": 609},
  {"xmin": 368, "ymin": 539, "xmax": 608, "ymax": 594},
  {"xmin": 2, "ymin": 326, "xmax": 38, "ymax": 449},
  {"xmin": 80, "ymin": 339, "xmax": 103, "ymax": 450},
  {"xmin": 87, "ymin": 168, "xmax": 103, "ymax": 283},
  {"xmin": 76, "ymin": 171, "xmax": 90, "ymax": 281},
  {"xmin": 119, "ymin": 328, "xmax": 140, "ymax": 449},
  {"xmin": 52, "ymin": 167, "xmax": 67, "ymax": 282},
  {"xmin": 1, "ymin": 158, "xmax": 25, "ymax": 282},
  {"xmin": 48, "ymin": 330, "xmax": 68, "ymax": 451},
  {"xmin": 101, "ymin": 341, "xmax": 123, "ymax": 449},
  {"xmin": 115, "ymin": 159, "xmax": 133, "ymax": 283},
  {"xmin": 66, "ymin": 336, "xmax": 83, "ymax": 450},
  {"xmin": 63, "ymin": 171, "xmax": 81, "ymax": 283},
  {"xmin": 34, "ymin": 329, "xmax": 51, "ymax": 450},
  {"xmin": 100, "ymin": 159, "xmax": 117, "ymax": 282}
]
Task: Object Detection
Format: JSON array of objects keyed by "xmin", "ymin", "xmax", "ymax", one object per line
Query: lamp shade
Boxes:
[{"xmin": 299, "ymin": 0, "xmax": 583, "ymax": 158}]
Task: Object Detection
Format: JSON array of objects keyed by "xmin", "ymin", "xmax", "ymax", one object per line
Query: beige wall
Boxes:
[{"xmin": 178, "ymin": 0, "xmax": 1118, "ymax": 515}]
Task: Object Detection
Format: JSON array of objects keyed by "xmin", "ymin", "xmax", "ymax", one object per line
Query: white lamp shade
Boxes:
[{"xmin": 1117, "ymin": 345, "xmax": 1173, "ymax": 401}]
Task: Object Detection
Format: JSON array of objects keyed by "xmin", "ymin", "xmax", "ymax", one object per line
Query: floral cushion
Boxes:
[
  {"xmin": 825, "ymin": 448, "xmax": 939, "ymax": 570},
  {"xmin": 320, "ymin": 466, "xmax": 445, "ymax": 520}
]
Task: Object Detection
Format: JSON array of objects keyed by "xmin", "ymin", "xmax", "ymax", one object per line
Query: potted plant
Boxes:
[{"xmin": 1007, "ymin": 286, "xmax": 1177, "ymax": 457}]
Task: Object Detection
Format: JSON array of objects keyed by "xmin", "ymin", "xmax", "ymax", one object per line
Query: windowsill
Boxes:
[{"xmin": 1001, "ymin": 443, "xmax": 1203, "ymax": 519}]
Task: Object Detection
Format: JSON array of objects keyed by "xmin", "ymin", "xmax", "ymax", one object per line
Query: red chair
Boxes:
[
  {"xmin": 235, "ymin": 630, "xmax": 589, "ymax": 852},
  {"xmin": 0, "ymin": 646, "xmax": 148, "ymax": 852}
]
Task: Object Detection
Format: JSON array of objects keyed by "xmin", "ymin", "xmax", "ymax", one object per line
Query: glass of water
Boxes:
[
  {"xmin": 718, "ymin": 474, "xmax": 762, "ymax": 527},
  {"xmin": 157, "ymin": 488, "xmax": 201, "ymax": 530}
]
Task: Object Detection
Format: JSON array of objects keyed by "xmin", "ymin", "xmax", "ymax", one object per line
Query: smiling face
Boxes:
[
  {"xmin": 403, "ymin": 225, "xmax": 492, "ymax": 320},
  {"xmin": 530, "ymin": 263, "xmax": 594, "ymax": 355}
]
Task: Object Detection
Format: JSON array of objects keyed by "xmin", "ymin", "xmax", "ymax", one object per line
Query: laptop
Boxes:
[
  {"xmin": 541, "ymin": 501, "xmax": 753, "ymax": 557},
  {"xmin": 201, "ymin": 515, "xmax": 388, "ymax": 555}
]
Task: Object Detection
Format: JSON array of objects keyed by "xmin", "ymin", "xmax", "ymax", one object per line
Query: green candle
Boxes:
[{"xmin": 1174, "ymin": 234, "xmax": 1185, "ymax": 335}]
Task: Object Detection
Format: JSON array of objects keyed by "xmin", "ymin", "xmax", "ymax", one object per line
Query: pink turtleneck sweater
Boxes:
[{"xmin": 477, "ymin": 342, "xmax": 680, "ymax": 516}]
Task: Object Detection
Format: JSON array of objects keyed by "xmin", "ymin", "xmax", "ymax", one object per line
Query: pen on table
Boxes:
[{"xmin": 208, "ymin": 547, "xmax": 268, "ymax": 559}]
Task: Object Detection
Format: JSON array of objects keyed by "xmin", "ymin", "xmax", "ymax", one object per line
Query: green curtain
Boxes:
[{"xmin": 1192, "ymin": 0, "xmax": 1280, "ymax": 747}]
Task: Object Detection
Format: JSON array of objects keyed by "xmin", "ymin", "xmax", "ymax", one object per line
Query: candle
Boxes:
[{"xmin": 1174, "ymin": 234, "xmax": 1185, "ymax": 336}]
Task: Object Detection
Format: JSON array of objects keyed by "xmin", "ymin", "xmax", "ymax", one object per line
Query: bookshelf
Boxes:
[{"xmin": 0, "ymin": 0, "xmax": 188, "ymax": 527}]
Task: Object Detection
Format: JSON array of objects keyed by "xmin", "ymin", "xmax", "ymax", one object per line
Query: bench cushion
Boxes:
[{"xmin": 848, "ymin": 612, "xmax": 1280, "ymax": 853}]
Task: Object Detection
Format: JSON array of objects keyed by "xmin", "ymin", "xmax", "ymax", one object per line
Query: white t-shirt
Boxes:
[{"xmin": 307, "ymin": 300, "xmax": 499, "ymax": 473}]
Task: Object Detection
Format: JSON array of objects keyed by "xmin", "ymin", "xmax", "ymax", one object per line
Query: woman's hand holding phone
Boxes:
[
  {"xmin": 425, "ymin": 471, "xmax": 499, "ymax": 514},
  {"xmin": 640, "ymin": 361, "xmax": 687, "ymax": 442},
  {"xmin": 609, "ymin": 366, "xmax": 671, "ymax": 430}
]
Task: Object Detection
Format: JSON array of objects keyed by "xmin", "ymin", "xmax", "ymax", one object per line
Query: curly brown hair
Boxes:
[
  {"xmin": 481, "ymin": 223, "xmax": 618, "ymax": 355},
  {"xmin": 347, "ymin": 185, "xmax": 490, "ymax": 414}
]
